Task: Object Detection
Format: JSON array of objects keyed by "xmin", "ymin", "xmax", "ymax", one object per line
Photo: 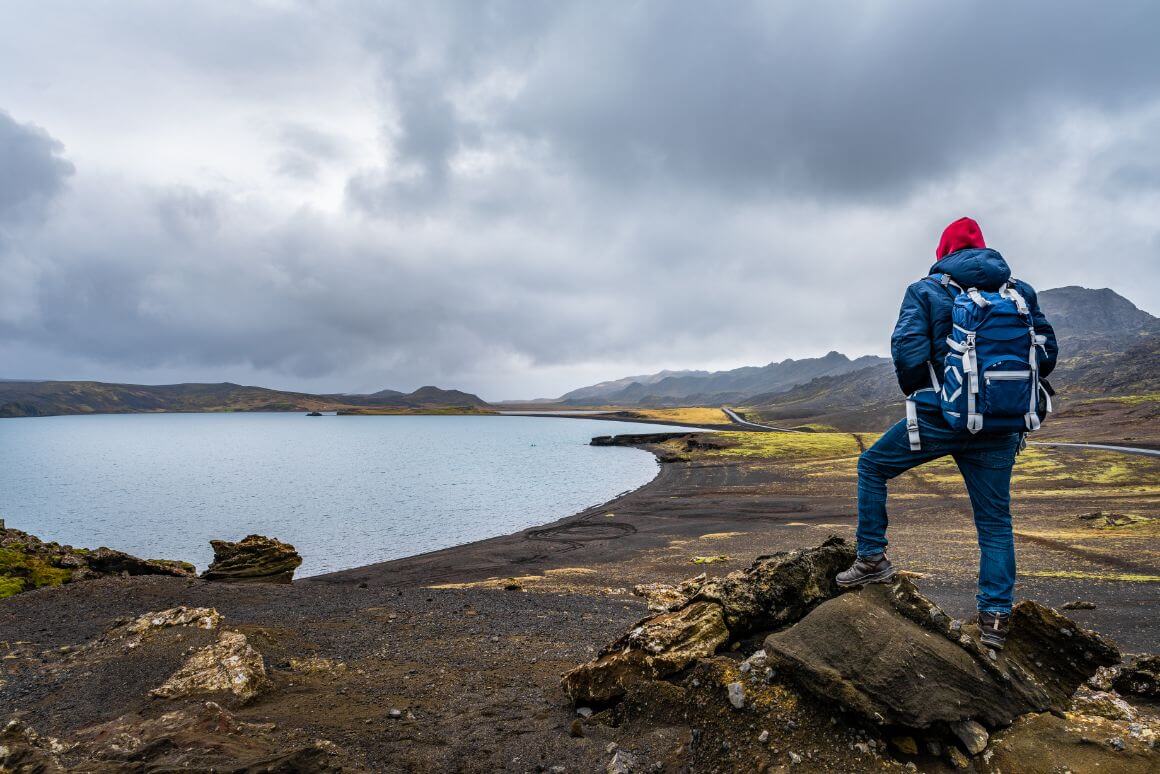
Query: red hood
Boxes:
[{"xmin": 936, "ymin": 217, "xmax": 986, "ymax": 260}]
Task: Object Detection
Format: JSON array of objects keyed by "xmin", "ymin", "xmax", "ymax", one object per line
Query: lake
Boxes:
[{"xmin": 0, "ymin": 413, "xmax": 697, "ymax": 576}]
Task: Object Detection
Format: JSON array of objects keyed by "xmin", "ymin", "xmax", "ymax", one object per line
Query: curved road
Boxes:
[
  {"xmin": 721, "ymin": 407, "xmax": 802, "ymax": 433},
  {"xmin": 1028, "ymin": 441, "xmax": 1160, "ymax": 458}
]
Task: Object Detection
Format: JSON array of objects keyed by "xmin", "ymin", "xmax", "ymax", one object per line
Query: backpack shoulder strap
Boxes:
[
  {"xmin": 999, "ymin": 283, "xmax": 1030, "ymax": 315},
  {"xmin": 925, "ymin": 273, "xmax": 963, "ymax": 299}
]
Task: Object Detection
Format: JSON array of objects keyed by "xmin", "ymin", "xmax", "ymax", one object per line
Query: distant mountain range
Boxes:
[
  {"xmin": 4, "ymin": 287, "xmax": 1153, "ymax": 425},
  {"xmin": 741, "ymin": 286, "xmax": 1159, "ymax": 431},
  {"xmin": 0, "ymin": 382, "xmax": 489, "ymax": 419},
  {"xmin": 557, "ymin": 351, "xmax": 890, "ymax": 406}
]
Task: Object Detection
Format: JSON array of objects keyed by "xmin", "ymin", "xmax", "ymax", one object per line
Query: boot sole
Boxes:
[
  {"xmin": 979, "ymin": 635, "xmax": 1006, "ymax": 650},
  {"xmin": 835, "ymin": 567, "xmax": 897, "ymax": 587}
]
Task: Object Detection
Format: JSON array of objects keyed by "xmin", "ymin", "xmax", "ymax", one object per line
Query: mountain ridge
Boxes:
[
  {"xmin": 559, "ymin": 351, "xmax": 890, "ymax": 406},
  {"xmin": 0, "ymin": 381, "xmax": 490, "ymax": 419}
]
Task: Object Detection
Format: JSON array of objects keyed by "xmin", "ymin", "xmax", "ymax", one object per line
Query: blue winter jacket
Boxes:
[{"xmin": 890, "ymin": 248, "xmax": 1058, "ymax": 405}]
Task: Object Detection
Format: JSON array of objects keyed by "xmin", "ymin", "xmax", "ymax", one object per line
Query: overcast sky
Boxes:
[{"xmin": 1, "ymin": 1, "xmax": 1158, "ymax": 400}]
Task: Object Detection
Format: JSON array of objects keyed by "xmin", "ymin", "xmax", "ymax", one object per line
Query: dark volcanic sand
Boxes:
[{"xmin": 1, "ymin": 433, "xmax": 1157, "ymax": 771}]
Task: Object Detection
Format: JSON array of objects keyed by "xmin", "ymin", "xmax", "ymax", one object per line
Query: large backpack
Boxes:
[{"xmin": 904, "ymin": 273, "xmax": 1052, "ymax": 451}]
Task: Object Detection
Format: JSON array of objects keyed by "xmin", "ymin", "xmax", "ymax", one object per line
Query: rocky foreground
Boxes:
[
  {"xmin": 1, "ymin": 537, "xmax": 1156, "ymax": 772},
  {"xmin": 561, "ymin": 538, "xmax": 1157, "ymax": 772},
  {"xmin": 1, "ymin": 426, "xmax": 1157, "ymax": 772}
]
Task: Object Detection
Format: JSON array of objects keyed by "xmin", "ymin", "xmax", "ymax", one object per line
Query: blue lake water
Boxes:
[{"xmin": 0, "ymin": 413, "xmax": 695, "ymax": 577}]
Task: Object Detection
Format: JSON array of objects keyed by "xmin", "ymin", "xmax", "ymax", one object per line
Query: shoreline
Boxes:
[
  {"xmin": 2, "ymin": 416, "xmax": 704, "ymax": 583},
  {"xmin": 307, "ymin": 436, "xmax": 686, "ymax": 587}
]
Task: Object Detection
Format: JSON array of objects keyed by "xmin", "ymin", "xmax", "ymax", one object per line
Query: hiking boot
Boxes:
[
  {"xmin": 978, "ymin": 611, "xmax": 1011, "ymax": 650},
  {"xmin": 835, "ymin": 553, "xmax": 896, "ymax": 587}
]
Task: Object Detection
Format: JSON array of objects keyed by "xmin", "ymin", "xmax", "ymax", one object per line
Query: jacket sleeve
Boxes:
[
  {"xmin": 1017, "ymin": 281, "xmax": 1058, "ymax": 378},
  {"xmin": 890, "ymin": 282, "xmax": 934, "ymax": 395}
]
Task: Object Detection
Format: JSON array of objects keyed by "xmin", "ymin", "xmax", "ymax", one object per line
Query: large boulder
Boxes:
[
  {"xmin": 151, "ymin": 630, "xmax": 271, "ymax": 703},
  {"xmin": 201, "ymin": 534, "xmax": 302, "ymax": 583},
  {"xmin": 763, "ymin": 578, "xmax": 1120, "ymax": 729},
  {"xmin": 562, "ymin": 538, "xmax": 854, "ymax": 704}
]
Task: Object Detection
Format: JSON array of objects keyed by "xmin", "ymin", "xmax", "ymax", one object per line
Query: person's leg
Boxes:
[
  {"xmin": 854, "ymin": 416, "xmax": 954, "ymax": 557},
  {"xmin": 953, "ymin": 435, "xmax": 1021, "ymax": 617},
  {"xmin": 840, "ymin": 416, "xmax": 955, "ymax": 586}
]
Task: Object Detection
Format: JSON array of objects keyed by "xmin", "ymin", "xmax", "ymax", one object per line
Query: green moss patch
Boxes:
[
  {"xmin": 699, "ymin": 432, "xmax": 864, "ymax": 461},
  {"xmin": 0, "ymin": 547, "xmax": 74, "ymax": 598}
]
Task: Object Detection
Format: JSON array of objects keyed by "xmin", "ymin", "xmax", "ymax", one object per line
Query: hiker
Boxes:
[{"xmin": 835, "ymin": 217, "xmax": 1057, "ymax": 649}]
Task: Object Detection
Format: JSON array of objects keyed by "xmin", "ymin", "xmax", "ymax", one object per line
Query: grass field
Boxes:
[{"xmin": 624, "ymin": 407, "xmax": 730, "ymax": 425}]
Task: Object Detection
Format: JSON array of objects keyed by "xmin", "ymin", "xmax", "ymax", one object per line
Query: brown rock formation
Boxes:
[
  {"xmin": 562, "ymin": 537, "xmax": 854, "ymax": 704},
  {"xmin": 201, "ymin": 534, "xmax": 302, "ymax": 583}
]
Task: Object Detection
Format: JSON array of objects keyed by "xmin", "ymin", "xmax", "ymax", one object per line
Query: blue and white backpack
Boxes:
[{"xmin": 905, "ymin": 274, "xmax": 1052, "ymax": 451}]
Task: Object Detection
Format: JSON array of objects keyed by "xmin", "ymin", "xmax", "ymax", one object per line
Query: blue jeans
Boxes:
[{"xmin": 856, "ymin": 414, "xmax": 1021, "ymax": 614}]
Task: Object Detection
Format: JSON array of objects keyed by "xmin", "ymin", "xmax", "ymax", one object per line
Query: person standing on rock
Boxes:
[{"xmin": 835, "ymin": 217, "xmax": 1057, "ymax": 649}]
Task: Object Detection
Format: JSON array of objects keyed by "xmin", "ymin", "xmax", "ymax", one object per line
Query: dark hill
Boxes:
[
  {"xmin": 1037, "ymin": 286, "xmax": 1158, "ymax": 345},
  {"xmin": 0, "ymin": 381, "xmax": 490, "ymax": 418}
]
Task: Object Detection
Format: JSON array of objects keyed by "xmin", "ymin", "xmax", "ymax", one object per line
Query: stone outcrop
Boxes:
[
  {"xmin": 632, "ymin": 572, "xmax": 706, "ymax": 612},
  {"xmin": 1114, "ymin": 654, "xmax": 1160, "ymax": 700},
  {"xmin": 151, "ymin": 630, "xmax": 271, "ymax": 702},
  {"xmin": 127, "ymin": 606, "xmax": 222, "ymax": 636},
  {"xmin": 562, "ymin": 537, "xmax": 854, "ymax": 704},
  {"xmin": 590, "ymin": 432, "xmax": 693, "ymax": 447},
  {"xmin": 763, "ymin": 577, "xmax": 1120, "ymax": 729},
  {"xmin": 690, "ymin": 536, "xmax": 855, "ymax": 632},
  {"xmin": 0, "ymin": 520, "xmax": 194, "ymax": 597},
  {"xmin": 566, "ymin": 539, "xmax": 1154, "ymax": 770},
  {"xmin": 201, "ymin": 534, "xmax": 302, "ymax": 583},
  {"xmin": 562, "ymin": 601, "xmax": 729, "ymax": 703},
  {"xmin": 83, "ymin": 547, "xmax": 196, "ymax": 578}
]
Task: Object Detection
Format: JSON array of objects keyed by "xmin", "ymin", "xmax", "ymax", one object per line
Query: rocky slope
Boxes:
[{"xmin": 1037, "ymin": 285, "xmax": 1159, "ymax": 346}]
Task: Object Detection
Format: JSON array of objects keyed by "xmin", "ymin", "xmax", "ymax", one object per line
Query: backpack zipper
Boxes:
[{"xmin": 985, "ymin": 371, "xmax": 1031, "ymax": 381}]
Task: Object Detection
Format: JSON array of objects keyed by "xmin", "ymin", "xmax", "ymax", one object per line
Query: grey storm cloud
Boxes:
[
  {"xmin": 349, "ymin": 1, "xmax": 1160, "ymax": 204},
  {"xmin": 1, "ymin": 1, "xmax": 1159, "ymax": 398},
  {"xmin": 0, "ymin": 110, "xmax": 73, "ymax": 225}
]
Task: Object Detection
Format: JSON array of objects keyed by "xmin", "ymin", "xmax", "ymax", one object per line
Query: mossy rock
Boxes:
[{"xmin": 0, "ymin": 547, "xmax": 74, "ymax": 598}]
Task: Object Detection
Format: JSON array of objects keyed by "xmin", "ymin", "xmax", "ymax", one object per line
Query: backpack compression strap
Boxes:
[
  {"xmin": 904, "ymin": 363, "xmax": 943, "ymax": 451},
  {"xmin": 906, "ymin": 397, "xmax": 921, "ymax": 451},
  {"xmin": 999, "ymin": 283, "xmax": 1044, "ymax": 430}
]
